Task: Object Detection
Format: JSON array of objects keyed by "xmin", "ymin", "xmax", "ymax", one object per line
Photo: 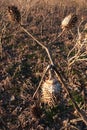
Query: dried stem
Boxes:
[
  {"xmin": 70, "ymin": 118, "xmax": 83, "ymax": 123},
  {"xmin": 0, "ymin": 36, "xmax": 2, "ymax": 59},
  {"xmin": 33, "ymin": 65, "xmax": 51, "ymax": 99},
  {"xmin": 21, "ymin": 26, "xmax": 54, "ymax": 66},
  {"xmin": 67, "ymin": 20, "xmax": 87, "ymax": 69},
  {"xmin": 20, "ymin": 25, "xmax": 87, "ymax": 125},
  {"xmin": 53, "ymin": 66, "xmax": 87, "ymax": 126},
  {"xmin": 49, "ymin": 28, "xmax": 65, "ymax": 44}
]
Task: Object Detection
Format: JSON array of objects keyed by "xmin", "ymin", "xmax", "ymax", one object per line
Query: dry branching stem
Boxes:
[
  {"xmin": 21, "ymin": 26, "xmax": 54, "ymax": 66},
  {"xmin": 20, "ymin": 26, "xmax": 87, "ymax": 125},
  {"xmin": 67, "ymin": 20, "xmax": 87, "ymax": 69}
]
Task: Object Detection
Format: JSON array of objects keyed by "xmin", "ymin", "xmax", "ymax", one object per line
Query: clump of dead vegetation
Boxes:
[{"xmin": 0, "ymin": 0, "xmax": 87, "ymax": 130}]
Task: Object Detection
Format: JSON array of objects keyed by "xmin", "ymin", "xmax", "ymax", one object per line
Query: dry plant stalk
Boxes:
[
  {"xmin": 33, "ymin": 65, "xmax": 51, "ymax": 98},
  {"xmin": 0, "ymin": 36, "xmax": 2, "ymax": 58},
  {"xmin": 67, "ymin": 22, "xmax": 87, "ymax": 70},
  {"xmin": 53, "ymin": 66, "xmax": 87, "ymax": 125},
  {"xmin": 7, "ymin": 5, "xmax": 87, "ymax": 125}
]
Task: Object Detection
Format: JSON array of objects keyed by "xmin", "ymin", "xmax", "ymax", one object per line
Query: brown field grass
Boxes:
[{"xmin": 0, "ymin": 0, "xmax": 87, "ymax": 130}]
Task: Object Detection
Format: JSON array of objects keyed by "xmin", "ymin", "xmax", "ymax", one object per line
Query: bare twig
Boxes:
[
  {"xmin": 33, "ymin": 65, "xmax": 51, "ymax": 98},
  {"xmin": 53, "ymin": 66, "xmax": 87, "ymax": 126},
  {"xmin": 0, "ymin": 36, "xmax": 2, "ymax": 59},
  {"xmin": 48, "ymin": 28, "xmax": 65, "ymax": 44},
  {"xmin": 70, "ymin": 118, "xmax": 83, "ymax": 123},
  {"xmin": 70, "ymin": 125, "xmax": 79, "ymax": 130},
  {"xmin": 67, "ymin": 20, "xmax": 87, "ymax": 69},
  {"xmin": 21, "ymin": 26, "xmax": 54, "ymax": 66}
]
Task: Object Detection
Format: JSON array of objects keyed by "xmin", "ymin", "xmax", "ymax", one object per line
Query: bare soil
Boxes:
[{"xmin": 0, "ymin": 1, "xmax": 87, "ymax": 130}]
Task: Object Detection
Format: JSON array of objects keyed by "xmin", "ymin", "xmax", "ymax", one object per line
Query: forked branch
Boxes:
[
  {"xmin": 21, "ymin": 26, "xmax": 87, "ymax": 126},
  {"xmin": 21, "ymin": 26, "xmax": 54, "ymax": 66}
]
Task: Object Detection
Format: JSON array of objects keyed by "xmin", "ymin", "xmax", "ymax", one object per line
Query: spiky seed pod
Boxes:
[
  {"xmin": 61, "ymin": 13, "xmax": 78, "ymax": 30},
  {"xmin": 7, "ymin": 5, "xmax": 21, "ymax": 24},
  {"xmin": 41, "ymin": 78, "xmax": 62, "ymax": 107}
]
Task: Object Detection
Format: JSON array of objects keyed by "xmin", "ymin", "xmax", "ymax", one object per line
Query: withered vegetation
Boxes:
[{"xmin": 0, "ymin": 0, "xmax": 87, "ymax": 129}]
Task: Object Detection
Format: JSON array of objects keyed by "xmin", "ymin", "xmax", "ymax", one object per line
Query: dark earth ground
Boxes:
[{"xmin": 0, "ymin": 0, "xmax": 87, "ymax": 130}]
